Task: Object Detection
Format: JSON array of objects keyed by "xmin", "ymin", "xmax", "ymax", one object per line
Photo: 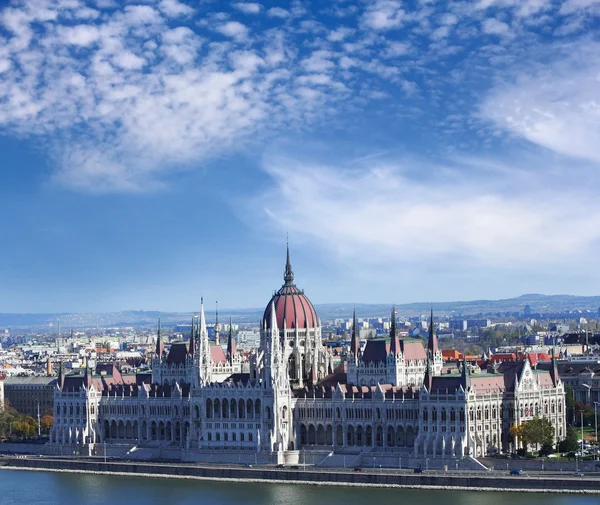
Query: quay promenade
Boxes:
[{"xmin": 1, "ymin": 456, "xmax": 600, "ymax": 494}]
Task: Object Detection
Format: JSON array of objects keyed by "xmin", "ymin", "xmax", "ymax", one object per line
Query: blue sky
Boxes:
[{"xmin": 1, "ymin": 0, "xmax": 600, "ymax": 313}]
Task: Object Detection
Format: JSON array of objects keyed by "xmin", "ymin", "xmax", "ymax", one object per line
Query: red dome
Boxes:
[{"xmin": 263, "ymin": 246, "xmax": 318, "ymax": 330}]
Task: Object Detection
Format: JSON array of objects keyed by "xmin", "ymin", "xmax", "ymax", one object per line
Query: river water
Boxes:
[{"xmin": 0, "ymin": 470, "xmax": 597, "ymax": 505}]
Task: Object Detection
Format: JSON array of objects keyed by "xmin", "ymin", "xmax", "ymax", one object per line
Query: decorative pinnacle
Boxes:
[{"xmin": 284, "ymin": 240, "xmax": 294, "ymax": 285}]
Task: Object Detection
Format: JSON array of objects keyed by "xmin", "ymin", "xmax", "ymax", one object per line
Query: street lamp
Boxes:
[{"xmin": 594, "ymin": 401, "xmax": 599, "ymax": 448}]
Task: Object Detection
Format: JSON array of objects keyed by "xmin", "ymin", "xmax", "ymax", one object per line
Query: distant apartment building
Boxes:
[
  {"xmin": 0, "ymin": 373, "xmax": 4, "ymax": 411},
  {"xmin": 448, "ymin": 319, "xmax": 491, "ymax": 331},
  {"xmin": 556, "ymin": 360, "xmax": 600, "ymax": 406},
  {"xmin": 3, "ymin": 376, "xmax": 57, "ymax": 417}
]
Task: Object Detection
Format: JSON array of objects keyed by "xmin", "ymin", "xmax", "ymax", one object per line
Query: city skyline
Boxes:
[{"xmin": 1, "ymin": 0, "xmax": 600, "ymax": 312}]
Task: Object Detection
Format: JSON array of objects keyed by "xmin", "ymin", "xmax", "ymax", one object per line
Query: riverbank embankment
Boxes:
[{"xmin": 1, "ymin": 457, "xmax": 599, "ymax": 494}]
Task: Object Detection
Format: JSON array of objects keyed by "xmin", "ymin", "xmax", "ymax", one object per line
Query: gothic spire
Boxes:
[
  {"xmin": 461, "ymin": 354, "xmax": 471, "ymax": 390},
  {"xmin": 350, "ymin": 308, "xmax": 360, "ymax": 357},
  {"xmin": 84, "ymin": 356, "xmax": 92, "ymax": 389},
  {"xmin": 58, "ymin": 360, "xmax": 65, "ymax": 391},
  {"xmin": 199, "ymin": 297, "xmax": 207, "ymax": 336},
  {"xmin": 427, "ymin": 307, "xmax": 438, "ymax": 356},
  {"xmin": 550, "ymin": 343, "xmax": 559, "ymax": 387},
  {"xmin": 227, "ymin": 316, "xmax": 236, "ymax": 363},
  {"xmin": 390, "ymin": 306, "xmax": 399, "ymax": 356},
  {"xmin": 423, "ymin": 350, "xmax": 433, "ymax": 392},
  {"xmin": 215, "ymin": 301, "xmax": 220, "ymax": 346},
  {"xmin": 284, "ymin": 240, "xmax": 294, "ymax": 286},
  {"xmin": 189, "ymin": 315, "xmax": 195, "ymax": 356},
  {"xmin": 155, "ymin": 317, "xmax": 163, "ymax": 357}
]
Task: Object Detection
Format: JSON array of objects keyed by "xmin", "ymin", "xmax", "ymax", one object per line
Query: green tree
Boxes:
[
  {"xmin": 558, "ymin": 425, "xmax": 579, "ymax": 453},
  {"xmin": 40, "ymin": 414, "xmax": 54, "ymax": 434},
  {"xmin": 564, "ymin": 385, "xmax": 576, "ymax": 425},
  {"xmin": 521, "ymin": 417, "xmax": 555, "ymax": 450}
]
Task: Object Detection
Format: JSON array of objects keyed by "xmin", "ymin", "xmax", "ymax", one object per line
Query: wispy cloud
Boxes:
[
  {"xmin": 252, "ymin": 151, "xmax": 600, "ymax": 277},
  {"xmin": 0, "ymin": 0, "xmax": 598, "ymax": 198}
]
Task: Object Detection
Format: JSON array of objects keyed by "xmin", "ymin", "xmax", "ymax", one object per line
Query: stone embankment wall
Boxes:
[
  {"xmin": 480, "ymin": 457, "xmax": 600, "ymax": 473},
  {"xmin": 0, "ymin": 443, "xmax": 46, "ymax": 454},
  {"xmin": 1, "ymin": 457, "xmax": 599, "ymax": 493}
]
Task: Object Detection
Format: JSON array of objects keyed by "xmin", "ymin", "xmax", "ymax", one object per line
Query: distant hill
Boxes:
[{"xmin": 1, "ymin": 294, "xmax": 599, "ymax": 329}]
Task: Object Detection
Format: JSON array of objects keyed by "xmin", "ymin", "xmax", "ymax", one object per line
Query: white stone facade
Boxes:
[{"xmin": 48, "ymin": 253, "xmax": 567, "ymax": 462}]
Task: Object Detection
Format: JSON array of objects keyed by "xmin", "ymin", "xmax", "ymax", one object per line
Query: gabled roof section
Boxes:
[{"xmin": 166, "ymin": 342, "xmax": 189, "ymax": 365}]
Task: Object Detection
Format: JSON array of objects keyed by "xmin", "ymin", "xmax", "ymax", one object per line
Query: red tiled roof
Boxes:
[{"xmin": 210, "ymin": 345, "xmax": 227, "ymax": 364}]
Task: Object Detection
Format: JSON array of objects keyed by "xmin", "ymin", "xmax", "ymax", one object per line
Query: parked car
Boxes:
[
  {"xmin": 510, "ymin": 469, "xmax": 523, "ymax": 475},
  {"xmin": 572, "ymin": 472, "xmax": 584, "ymax": 477}
]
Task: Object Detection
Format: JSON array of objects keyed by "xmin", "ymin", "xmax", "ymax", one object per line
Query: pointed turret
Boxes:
[
  {"xmin": 58, "ymin": 361, "xmax": 65, "ymax": 390},
  {"xmin": 350, "ymin": 308, "xmax": 360, "ymax": 357},
  {"xmin": 83, "ymin": 356, "xmax": 92, "ymax": 389},
  {"xmin": 270, "ymin": 300, "xmax": 278, "ymax": 333},
  {"xmin": 199, "ymin": 297, "xmax": 207, "ymax": 337},
  {"xmin": 423, "ymin": 353, "xmax": 433, "ymax": 392},
  {"xmin": 550, "ymin": 345, "xmax": 559, "ymax": 387},
  {"xmin": 427, "ymin": 308, "xmax": 438, "ymax": 356},
  {"xmin": 227, "ymin": 316, "xmax": 236, "ymax": 363},
  {"xmin": 199, "ymin": 297, "xmax": 212, "ymax": 384},
  {"xmin": 155, "ymin": 317, "xmax": 164, "ymax": 357},
  {"xmin": 461, "ymin": 354, "xmax": 471, "ymax": 390},
  {"xmin": 389, "ymin": 306, "xmax": 400, "ymax": 356},
  {"xmin": 214, "ymin": 301, "xmax": 220, "ymax": 346},
  {"xmin": 189, "ymin": 315, "xmax": 195, "ymax": 356},
  {"xmin": 284, "ymin": 241, "xmax": 294, "ymax": 286}
]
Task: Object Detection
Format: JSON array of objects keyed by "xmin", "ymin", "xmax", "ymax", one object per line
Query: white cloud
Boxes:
[
  {"xmin": 254, "ymin": 154, "xmax": 600, "ymax": 271},
  {"xmin": 59, "ymin": 24, "xmax": 99, "ymax": 46},
  {"xmin": 112, "ymin": 51, "xmax": 146, "ymax": 70},
  {"xmin": 158, "ymin": 0, "xmax": 193, "ymax": 17},
  {"xmin": 267, "ymin": 7, "xmax": 290, "ymax": 19},
  {"xmin": 0, "ymin": 59, "xmax": 11, "ymax": 73},
  {"xmin": 216, "ymin": 21, "xmax": 249, "ymax": 41},
  {"xmin": 233, "ymin": 3, "xmax": 262, "ymax": 15},
  {"xmin": 362, "ymin": 0, "xmax": 406, "ymax": 30},
  {"xmin": 430, "ymin": 25, "xmax": 450, "ymax": 40},
  {"xmin": 327, "ymin": 26, "xmax": 355, "ymax": 42},
  {"xmin": 482, "ymin": 18, "xmax": 511, "ymax": 35},
  {"xmin": 481, "ymin": 41, "xmax": 600, "ymax": 165}
]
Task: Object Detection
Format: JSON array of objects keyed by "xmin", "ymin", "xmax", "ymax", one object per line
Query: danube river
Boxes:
[{"xmin": 1, "ymin": 470, "xmax": 598, "ymax": 505}]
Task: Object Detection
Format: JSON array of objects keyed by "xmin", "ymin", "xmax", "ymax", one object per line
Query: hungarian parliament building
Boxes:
[{"xmin": 48, "ymin": 249, "xmax": 566, "ymax": 465}]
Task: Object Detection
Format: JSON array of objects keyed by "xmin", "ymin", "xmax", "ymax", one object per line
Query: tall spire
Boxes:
[
  {"xmin": 350, "ymin": 308, "xmax": 360, "ymax": 357},
  {"xmin": 84, "ymin": 356, "xmax": 92, "ymax": 389},
  {"xmin": 227, "ymin": 316, "xmax": 236, "ymax": 363},
  {"xmin": 390, "ymin": 306, "xmax": 399, "ymax": 356},
  {"xmin": 461, "ymin": 354, "xmax": 471, "ymax": 390},
  {"xmin": 423, "ymin": 352, "xmax": 433, "ymax": 392},
  {"xmin": 189, "ymin": 315, "xmax": 195, "ymax": 356},
  {"xmin": 550, "ymin": 343, "xmax": 559, "ymax": 387},
  {"xmin": 199, "ymin": 297, "xmax": 207, "ymax": 336},
  {"xmin": 215, "ymin": 301, "xmax": 220, "ymax": 346},
  {"xmin": 284, "ymin": 239, "xmax": 294, "ymax": 286},
  {"xmin": 427, "ymin": 307, "xmax": 438, "ymax": 356},
  {"xmin": 58, "ymin": 360, "xmax": 65, "ymax": 390},
  {"xmin": 198, "ymin": 297, "xmax": 212, "ymax": 384},
  {"xmin": 155, "ymin": 317, "xmax": 164, "ymax": 357}
]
